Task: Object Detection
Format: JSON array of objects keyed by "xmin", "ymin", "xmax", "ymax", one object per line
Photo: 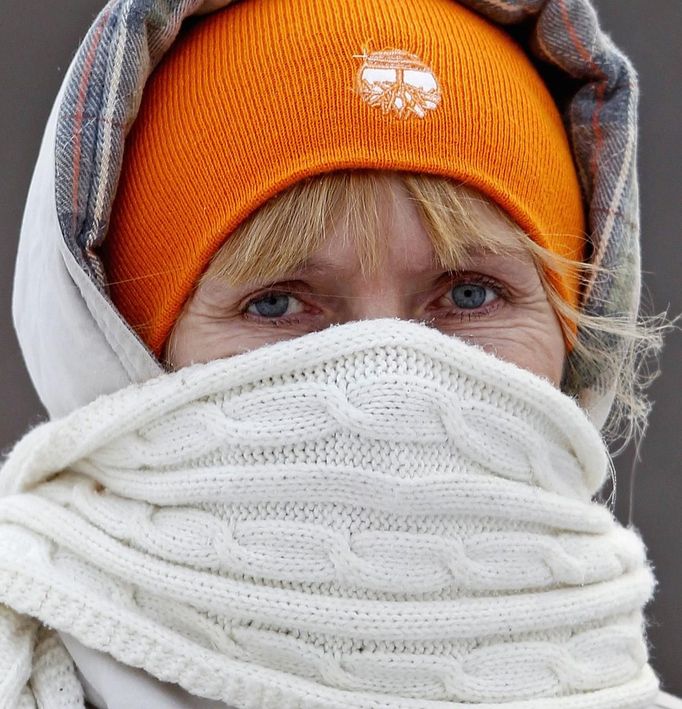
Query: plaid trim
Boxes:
[{"xmin": 54, "ymin": 0, "xmax": 641, "ymax": 404}]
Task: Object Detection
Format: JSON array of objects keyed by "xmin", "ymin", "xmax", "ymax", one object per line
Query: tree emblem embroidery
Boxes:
[{"xmin": 355, "ymin": 48, "xmax": 441, "ymax": 119}]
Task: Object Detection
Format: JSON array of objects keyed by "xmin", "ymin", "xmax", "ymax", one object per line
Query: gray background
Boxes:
[{"xmin": 1, "ymin": 0, "xmax": 680, "ymax": 695}]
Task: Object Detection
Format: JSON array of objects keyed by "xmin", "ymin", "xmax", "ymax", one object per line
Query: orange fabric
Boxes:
[{"xmin": 103, "ymin": 0, "xmax": 585, "ymax": 355}]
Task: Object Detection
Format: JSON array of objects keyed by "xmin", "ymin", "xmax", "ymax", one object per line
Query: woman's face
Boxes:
[{"xmin": 167, "ymin": 177, "xmax": 566, "ymax": 385}]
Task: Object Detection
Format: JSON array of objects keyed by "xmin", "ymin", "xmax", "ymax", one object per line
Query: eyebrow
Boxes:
[
  {"xmin": 244, "ymin": 248, "xmax": 524, "ymax": 289},
  {"xmin": 289, "ymin": 249, "xmax": 516, "ymax": 275},
  {"xmin": 282, "ymin": 256, "xmax": 351, "ymax": 279}
]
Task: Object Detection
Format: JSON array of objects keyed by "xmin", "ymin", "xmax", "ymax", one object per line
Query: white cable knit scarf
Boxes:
[{"xmin": 0, "ymin": 320, "xmax": 659, "ymax": 708}]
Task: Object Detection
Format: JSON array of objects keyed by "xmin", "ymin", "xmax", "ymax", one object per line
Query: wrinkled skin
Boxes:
[{"xmin": 168, "ymin": 177, "xmax": 566, "ymax": 385}]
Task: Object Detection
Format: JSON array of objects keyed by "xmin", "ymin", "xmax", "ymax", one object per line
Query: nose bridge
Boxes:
[
  {"xmin": 343, "ymin": 279, "xmax": 412, "ymax": 321},
  {"xmin": 333, "ymin": 175, "xmax": 433, "ymax": 323}
]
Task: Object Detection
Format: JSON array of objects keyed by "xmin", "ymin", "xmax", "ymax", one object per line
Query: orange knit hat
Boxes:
[{"xmin": 103, "ymin": 0, "xmax": 585, "ymax": 355}]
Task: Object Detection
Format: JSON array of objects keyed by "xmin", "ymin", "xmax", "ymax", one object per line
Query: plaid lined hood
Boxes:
[{"xmin": 13, "ymin": 0, "xmax": 640, "ymax": 425}]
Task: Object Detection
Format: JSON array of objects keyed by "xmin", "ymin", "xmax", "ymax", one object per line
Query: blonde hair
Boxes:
[
  {"xmin": 176, "ymin": 170, "xmax": 666, "ymax": 447},
  {"xmin": 201, "ymin": 171, "xmax": 534, "ymax": 285}
]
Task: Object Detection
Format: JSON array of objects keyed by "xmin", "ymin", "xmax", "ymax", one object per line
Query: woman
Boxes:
[{"xmin": 0, "ymin": 0, "xmax": 677, "ymax": 706}]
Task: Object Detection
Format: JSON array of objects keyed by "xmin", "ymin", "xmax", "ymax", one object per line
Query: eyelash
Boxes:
[
  {"xmin": 438, "ymin": 274, "xmax": 507, "ymax": 320},
  {"xmin": 241, "ymin": 283, "xmax": 314, "ymax": 327},
  {"xmin": 241, "ymin": 274, "xmax": 509, "ymax": 325}
]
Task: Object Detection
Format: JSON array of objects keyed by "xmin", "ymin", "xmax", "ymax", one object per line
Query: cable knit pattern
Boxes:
[{"xmin": 0, "ymin": 320, "xmax": 658, "ymax": 707}]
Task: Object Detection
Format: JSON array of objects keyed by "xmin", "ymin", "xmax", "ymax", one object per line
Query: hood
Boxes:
[{"xmin": 12, "ymin": 0, "xmax": 640, "ymax": 426}]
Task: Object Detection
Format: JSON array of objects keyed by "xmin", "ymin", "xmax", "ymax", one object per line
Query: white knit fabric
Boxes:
[
  {"xmin": 0, "ymin": 320, "xmax": 659, "ymax": 707},
  {"xmin": 60, "ymin": 632, "xmax": 228, "ymax": 708}
]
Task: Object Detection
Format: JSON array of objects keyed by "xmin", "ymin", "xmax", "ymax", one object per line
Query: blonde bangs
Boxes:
[{"xmin": 202, "ymin": 170, "xmax": 545, "ymax": 288}]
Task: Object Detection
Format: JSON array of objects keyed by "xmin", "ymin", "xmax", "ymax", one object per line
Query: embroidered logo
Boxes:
[{"xmin": 355, "ymin": 48, "xmax": 441, "ymax": 119}]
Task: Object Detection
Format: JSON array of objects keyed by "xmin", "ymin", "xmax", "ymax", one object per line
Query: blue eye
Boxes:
[
  {"xmin": 451, "ymin": 284, "xmax": 491, "ymax": 309},
  {"xmin": 248, "ymin": 294, "xmax": 292, "ymax": 317}
]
